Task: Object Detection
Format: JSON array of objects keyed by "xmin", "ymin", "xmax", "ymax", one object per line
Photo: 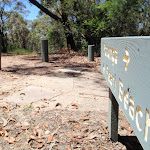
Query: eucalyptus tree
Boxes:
[
  {"xmin": 28, "ymin": 0, "xmax": 101, "ymax": 51},
  {"xmin": 28, "ymin": 15, "xmax": 52, "ymax": 51},
  {"xmin": 0, "ymin": 0, "xmax": 26, "ymax": 52},
  {"xmin": 6, "ymin": 11, "xmax": 30, "ymax": 49}
]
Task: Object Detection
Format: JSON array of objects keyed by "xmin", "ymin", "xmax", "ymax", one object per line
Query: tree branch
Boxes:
[{"xmin": 29, "ymin": 0, "xmax": 62, "ymax": 22}]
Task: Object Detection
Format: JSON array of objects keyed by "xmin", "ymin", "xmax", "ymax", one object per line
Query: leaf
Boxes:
[
  {"xmin": 36, "ymin": 129, "xmax": 44, "ymax": 138},
  {"xmin": 7, "ymin": 116, "xmax": 16, "ymax": 122},
  {"xmin": 37, "ymin": 142, "xmax": 44, "ymax": 149},
  {"xmin": 4, "ymin": 136, "xmax": 15, "ymax": 144},
  {"xmin": 0, "ymin": 131, "xmax": 5, "ymax": 136},
  {"xmin": 20, "ymin": 93, "xmax": 25, "ymax": 95},
  {"xmin": 33, "ymin": 128, "xmax": 38, "ymax": 136},
  {"xmin": 26, "ymin": 138, "xmax": 32, "ymax": 144},
  {"xmin": 0, "ymin": 126, "xmax": 2, "ymax": 131},
  {"xmin": 87, "ymin": 133, "xmax": 97, "ymax": 140},
  {"xmin": 79, "ymin": 118, "xmax": 89, "ymax": 121},
  {"xmin": 22, "ymin": 126, "xmax": 30, "ymax": 130},
  {"xmin": 68, "ymin": 119, "xmax": 79, "ymax": 124},
  {"xmin": 4, "ymin": 131, "xmax": 9, "ymax": 137},
  {"xmin": 75, "ymin": 125, "xmax": 82, "ymax": 129},
  {"xmin": 55, "ymin": 103, "xmax": 62, "ymax": 107},
  {"xmin": 102, "ymin": 127, "xmax": 109, "ymax": 134},
  {"xmin": 121, "ymin": 124, "xmax": 133, "ymax": 133},
  {"xmin": 71, "ymin": 104, "xmax": 78, "ymax": 109},
  {"xmin": 1, "ymin": 117, "xmax": 8, "ymax": 127},
  {"xmin": 72, "ymin": 131, "xmax": 87, "ymax": 139},
  {"xmin": 47, "ymin": 135, "xmax": 53, "ymax": 143}
]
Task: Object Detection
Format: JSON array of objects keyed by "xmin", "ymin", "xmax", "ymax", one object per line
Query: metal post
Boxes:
[
  {"xmin": 108, "ymin": 88, "xmax": 119, "ymax": 142},
  {"xmin": 88, "ymin": 45, "xmax": 94, "ymax": 61},
  {"xmin": 41, "ymin": 39, "xmax": 49, "ymax": 62}
]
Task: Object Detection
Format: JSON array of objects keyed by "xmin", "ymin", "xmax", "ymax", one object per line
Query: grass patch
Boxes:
[
  {"xmin": 8, "ymin": 49, "xmax": 37, "ymax": 55},
  {"xmin": 25, "ymin": 105, "xmax": 32, "ymax": 110}
]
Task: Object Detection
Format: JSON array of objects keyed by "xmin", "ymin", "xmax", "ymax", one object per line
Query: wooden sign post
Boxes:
[{"xmin": 101, "ymin": 36, "xmax": 150, "ymax": 150}]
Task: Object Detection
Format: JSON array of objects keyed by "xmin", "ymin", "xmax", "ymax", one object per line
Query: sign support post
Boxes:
[{"xmin": 108, "ymin": 88, "xmax": 119, "ymax": 142}]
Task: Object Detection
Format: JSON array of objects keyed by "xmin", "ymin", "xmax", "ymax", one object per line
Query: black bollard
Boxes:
[
  {"xmin": 88, "ymin": 45, "xmax": 94, "ymax": 61},
  {"xmin": 41, "ymin": 39, "xmax": 49, "ymax": 62}
]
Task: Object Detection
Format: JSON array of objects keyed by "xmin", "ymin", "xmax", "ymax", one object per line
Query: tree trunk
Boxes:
[
  {"xmin": 63, "ymin": 24, "xmax": 77, "ymax": 51},
  {"xmin": 0, "ymin": 31, "xmax": 7, "ymax": 53},
  {"xmin": 66, "ymin": 33, "xmax": 77, "ymax": 51},
  {"xmin": 61, "ymin": 3, "xmax": 77, "ymax": 51}
]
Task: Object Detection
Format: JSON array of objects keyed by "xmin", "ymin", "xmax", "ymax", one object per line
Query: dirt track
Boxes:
[{"xmin": 0, "ymin": 54, "xmax": 143, "ymax": 149}]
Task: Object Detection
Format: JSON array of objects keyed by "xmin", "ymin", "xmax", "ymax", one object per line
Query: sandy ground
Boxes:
[{"xmin": 0, "ymin": 54, "xmax": 143, "ymax": 150}]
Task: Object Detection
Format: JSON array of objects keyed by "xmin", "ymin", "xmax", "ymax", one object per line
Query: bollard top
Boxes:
[
  {"xmin": 41, "ymin": 39, "xmax": 48, "ymax": 41},
  {"xmin": 88, "ymin": 45, "xmax": 95, "ymax": 47}
]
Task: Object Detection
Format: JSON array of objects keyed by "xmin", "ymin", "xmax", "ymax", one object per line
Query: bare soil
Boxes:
[{"xmin": 0, "ymin": 53, "xmax": 143, "ymax": 150}]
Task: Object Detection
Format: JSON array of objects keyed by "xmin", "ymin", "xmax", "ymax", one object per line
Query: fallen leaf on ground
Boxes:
[
  {"xmin": 47, "ymin": 135, "xmax": 53, "ymax": 143},
  {"xmin": 33, "ymin": 128, "xmax": 38, "ymax": 136},
  {"xmin": 37, "ymin": 142, "xmax": 44, "ymax": 149},
  {"xmin": 79, "ymin": 118, "xmax": 89, "ymax": 121},
  {"xmin": 68, "ymin": 119, "xmax": 79, "ymax": 124},
  {"xmin": 14, "ymin": 123, "xmax": 22, "ymax": 128},
  {"xmin": 36, "ymin": 129, "xmax": 44, "ymax": 138},
  {"xmin": 71, "ymin": 104, "xmax": 78, "ymax": 109},
  {"xmin": 20, "ymin": 93, "xmax": 25, "ymax": 95},
  {"xmin": 75, "ymin": 125, "xmax": 82, "ymax": 129},
  {"xmin": 1, "ymin": 117, "xmax": 8, "ymax": 127},
  {"xmin": 4, "ymin": 136, "xmax": 15, "ymax": 144},
  {"xmin": 26, "ymin": 138, "xmax": 33, "ymax": 144},
  {"xmin": 30, "ymin": 141, "xmax": 37, "ymax": 148},
  {"xmin": 121, "ymin": 124, "xmax": 133, "ymax": 133},
  {"xmin": 55, "ymin": 103, "xmax": 62, "ymax": 107},
  {"xmin": 7, "ymin": 116, "xmax": 16, "ymax": 122},
  {"xmin": 87, "ymin": 133, "xmax": 97, "ymax": 140},
  {"xmin": 4, "ymin": 131, "xmax": 8, "ymax": 137},
  {"xmin": 0, "ymin": 131, "xmax": 5, "ymax": 136},
  {"xmin": 22, "ymin": 126, "xmax": 30, "ymax": 130},
  {"xmin": 72, "ymin": 131, "xmax": 87, "ymax": 139},
  {"xmin": 102, "ymin": 127, "xmax": 108, "ymax": 134},
  {"xmin": 0, "ymin": 126, "xmax": 2, "ymax": 131}
]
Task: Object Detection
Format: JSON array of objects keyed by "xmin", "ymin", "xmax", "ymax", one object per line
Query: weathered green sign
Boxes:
[{"xmin": 101, "ymin": 36, "xmax": 150, "ymax": 150}]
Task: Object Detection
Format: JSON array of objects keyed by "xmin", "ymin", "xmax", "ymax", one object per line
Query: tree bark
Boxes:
[
  {"xmin": 0, "ymin": 31, "xmax": 7, "ymax": 53},
  {"xmin": 29, "ymin": 0, "xmax": 62, "ymax": 21}
]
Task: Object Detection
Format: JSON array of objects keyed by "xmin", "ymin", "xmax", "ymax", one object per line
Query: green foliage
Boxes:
[
  {"xmin": 8, "ymin": 48, "xmax": 36, "ymax": 55},
  {"xmin": 46, "ymin": 22, "xmax": 66, "ymax": 52},
  {"xmin": 2, "ymin": 0, "xmax": 150, "ymax": 54},
  {"xmin": 25, "ymin": 105, "xmax": 32, "ymax": 110}
]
